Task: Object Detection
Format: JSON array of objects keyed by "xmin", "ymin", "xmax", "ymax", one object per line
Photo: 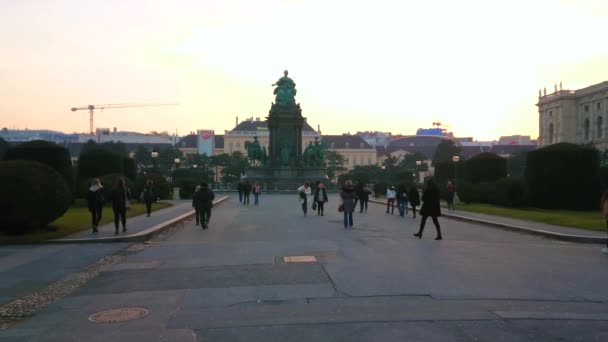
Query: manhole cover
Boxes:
[
  {"xmin": 88, "ymin": 308, "xmax": 149, "ymax": 323},
  {"xmin": 283, "ymin": 256, "xmax": 317, "ymax": 263}
]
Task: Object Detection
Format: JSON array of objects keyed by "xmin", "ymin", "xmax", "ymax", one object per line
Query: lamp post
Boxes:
[
  {"xmin": 415, "ymin": 160, "xmax": 422, "ymax": 184},
  {"xmin": 151, "ymin": 151, "xmax": 159, "ymax": 168},
  {"xmin": 452, "ymin": 155, "xmax": 460, "ymax": 183},
  {"xmin": 172, "ymin": 158, "xmax": 181, "ymax": 200}
]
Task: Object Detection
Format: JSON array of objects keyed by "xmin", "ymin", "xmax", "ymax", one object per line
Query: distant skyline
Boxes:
[{"xmin": 1, "ymin": 0, "xmax": 607, "ymax": 141}]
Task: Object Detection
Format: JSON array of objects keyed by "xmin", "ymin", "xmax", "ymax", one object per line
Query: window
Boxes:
[
  {"xmin": 584, "ymin": 105, "xmax": 590, "ymax": 112},
  {"xmin": 360, "ymin": 142, "xmax": 364, "ymax": 148},
  {"xmin": 598, "ymin": 103, "xmax": 603, "ymax": 111},
  {"xmin": 368, "ymin": 157, "xmax": 372, "ymax": 165},
  {"xmin": 345, "ymin": 142, "xmax": 350, "ymax": 149},
  {"xmin": 330, "ymin": 142, "xmax": 335, "ymax": 149},
  {"xmin": 584, "ymin": 119, "xmax": 590, "ymax": 140},
  {"xmin": 597, "ymin": 116, "xmax": 603, "ymax": 139},
  {"xmin": 549, "ymin": 110, "xmax": 552, "ymax": 117},
  {"xmin": 548, "ymin": 123, "xmax": 554, "ymax": 144}
]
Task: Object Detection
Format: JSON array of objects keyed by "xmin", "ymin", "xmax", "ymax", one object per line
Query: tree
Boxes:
[
  {"xmin": 210, "ymin": 153, "xmax": 231, "ymax": 184},
  {"xmin": 219, "ymin": 152, "xmax": 248, "ymax": 183},
  {"xmin": 325, "ymin": 150, "xmax": 347, "ymax": 182},
  {"xmin": 432, "ymin": 140, "xmax": 461, "ymax": 166},
  {"xmin": 0, "ymin": 137, "xmax": 9, "ymax": 160},
  {"xmin": 134, "ymin": 144, "xmax": 152, "ymax": 169}
]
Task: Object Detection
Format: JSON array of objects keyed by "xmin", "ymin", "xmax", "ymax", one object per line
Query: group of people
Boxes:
[
  {"xmin": 237, "ymin": 180, "xmax": 263, "ymax": 206},
  {"xmin": 86, "ymin": 177, "xmax": 156, "ymax": 235},
  {"xmin": 295, "ymin": 178, "xmax": 443, "ymax": 238}
]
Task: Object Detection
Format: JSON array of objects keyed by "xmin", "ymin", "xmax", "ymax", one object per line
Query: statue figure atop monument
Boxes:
[{"xmin": 272, "ymin": 70, "xmax": 297, "ymax": 106}]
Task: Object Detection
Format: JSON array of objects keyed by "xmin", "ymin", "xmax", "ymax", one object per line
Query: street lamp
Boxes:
[
  {"xmin": 151, "ymin": 151, "xmax": 159, "ymax": 168},
  {"xmin": 192, "ymin": 164, "xmax": 198, "ymax": 169},
  {"xmin": 415, "ymin": 160, "xmax": 422, "ymax": 184},
  {"xmin": 452, "ymin": 155, "xmax": 460, "ymax": 183}
]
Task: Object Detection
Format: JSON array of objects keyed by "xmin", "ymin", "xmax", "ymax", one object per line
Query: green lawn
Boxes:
[
  {"xmin": 0, "ymin": 200, "xmax": 173, "ymax": 244},
  {"xmin": 453, "ymin": 203, "xmax": 606, "ymax": 232}
]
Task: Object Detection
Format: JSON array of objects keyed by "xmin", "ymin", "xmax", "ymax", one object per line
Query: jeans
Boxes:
[
  {"xmin": 254, "ymin": 192, "xmax": 259, "ymax": 205},
  {"xmin": 145, "ymin": 201, "xmax": 152, "ymax": 216},
  {"xmin": 359, "ymin": 199, "xmax": 368, "ymax": 212},
  {"xmin": 343, "ymin": 211, "xmax": 353, "ymax": 228},
  {"xmin": 198, "ymin": 206, "xmax": 211, "ymax": 226},
  {"xmin": 317, "ymin": 201, "xmax": 325, "ymax": 215},
  {"xmin": 243, "ymin": 193, "xmax": 250, "ymax": 205},
  {"xmin": 90, "ymin": 206, "xmax": 102, "ymax": 228},
  {"xmin": 112, "ymin": 206, "xmax": 126, "ymax": 231},
  {"xmin": 301, "ymin": 201, "xmax": 308, "ymax": 215},
  {"xmin": 387, "ymin": 198, "xmax": 395, "ymax": 214}
]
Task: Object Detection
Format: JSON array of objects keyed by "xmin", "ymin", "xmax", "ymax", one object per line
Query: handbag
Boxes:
[{"xmin": 338, "ymin": 204, "xmax": 344, "ymax": 212}]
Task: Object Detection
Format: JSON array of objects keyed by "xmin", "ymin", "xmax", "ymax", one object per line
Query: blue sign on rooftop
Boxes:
[{"xmin": 416, "ymin": 128, "xmax": 446, "ymax": 136}]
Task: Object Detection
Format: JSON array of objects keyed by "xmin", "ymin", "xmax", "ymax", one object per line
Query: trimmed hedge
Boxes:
[
  {"xmin": 4, "ymin": 140, "xmax": 73, "ymax": 192},
  {"xmin": 457, "ymin": 178, "xmax": 526, "ymax": 207},
  {"xmin": 525, "ymin": 143, "xmax": 600, "ymax": 210},
  {"xmin": 0, "ymin": 160, "xmax": 71, "ymax": 233},
  {"xmin": 464, "ymin": 152, "xmax": 507, "ymax": 184}
]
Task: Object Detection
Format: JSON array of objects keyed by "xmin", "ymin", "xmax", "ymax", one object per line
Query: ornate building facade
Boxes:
[{"xmin": 537, "ymin": 81, "xmax": 608, "ymax": 148}]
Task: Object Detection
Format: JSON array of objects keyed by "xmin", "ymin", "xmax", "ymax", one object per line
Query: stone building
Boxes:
[{"xmin": 537, "ymin": 81, "xmax": 608, "ymax": 148}]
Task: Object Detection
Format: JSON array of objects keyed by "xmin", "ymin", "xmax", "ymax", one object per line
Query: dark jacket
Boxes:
[
  {"xmin": 143, "ymin": 185, "xmax": 155, "ymax": 203},
  {"xmin": 243, "ymin": 181, "xmax": 252, "ymax": 194},
  {"xmin": 86, "ymin": 185, "xmax": 104, "ymax": 211},
  {"xmin": 193, "ymin": 187, "xmax": 215, "ymax": 208},
  {"xmin": 420, "ymin": 182, "xmax": 441, "ymax": 217},
  {"xmin": 340, "ymin": 185, "xmax": 356, "ymax": 213},
  {"xmin": 408, "ymin": 187, "xmax": 420, "ymax": 206},
  {"xmin": 111, "ymin": 184, "xmax": 131, "ymax": 209},
  {"xmin": 356, "ymin": 188, "xmax": 371, "ymax": 201},
  {"xmin": 314, "ymin": 186, "xmax": 328, "ymax": 202}
]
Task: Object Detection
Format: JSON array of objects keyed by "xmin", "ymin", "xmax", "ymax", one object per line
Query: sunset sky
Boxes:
[{"xmin": 1, "ymin": 0, "xmax": 607, "ymax": 141}]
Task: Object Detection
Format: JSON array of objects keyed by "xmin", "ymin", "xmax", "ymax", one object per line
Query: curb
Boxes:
[
  {"xmin": 47, "ymin": 196, "xmax": 230, "ymax": 244},
  {"xmin": 368, "ymin": 199, "xmax": 607, "ymax": 244}
]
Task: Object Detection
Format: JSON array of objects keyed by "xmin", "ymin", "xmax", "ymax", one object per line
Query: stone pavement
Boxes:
[{"xmin": 1, "ymin": 194, "xmax": 608, "ymax": 341}]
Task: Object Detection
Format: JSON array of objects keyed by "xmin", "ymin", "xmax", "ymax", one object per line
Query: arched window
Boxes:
[
  {"xmin": 584, "ymin": 119, "xmax": 590, "ymax": 140},
  {"xmin": 597, "ymin": 116, "xmax": 603, "ymax": 139},
  {"xmin": 548, "ymin": 123, "xmax": 554, "ymax": 144}
]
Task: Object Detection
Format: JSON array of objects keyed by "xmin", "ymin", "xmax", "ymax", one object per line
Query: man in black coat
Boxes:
[
  {"xmin": 193, "ymin": 182, "xmax": 215, "ymax": 229},
  {"xmin": 243, "ymin": 180, "xmax": 251, "ymax": 205}
]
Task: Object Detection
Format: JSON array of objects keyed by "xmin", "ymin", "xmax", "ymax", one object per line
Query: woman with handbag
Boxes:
[
  {"xmin": 297, "ymin": 181, "xmax": 312, "ymax": 216},
  {"xmin": 340, "ymin": 179, "xmax": 356, "ymax": 228},
  {"xmin": 86, "ymin": 178, "xmax": 104, "ymax": 233}
]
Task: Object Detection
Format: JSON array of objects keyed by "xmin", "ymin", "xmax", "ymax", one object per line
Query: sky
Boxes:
[{"xmin": 1, "ymin": 0, "xmax": 607, "ymax": 141}]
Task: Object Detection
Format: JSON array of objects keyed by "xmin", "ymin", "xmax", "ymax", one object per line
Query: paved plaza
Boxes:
[{"xmin": 1, "ymin": 194, "xmax": 608, "ymax": 341}]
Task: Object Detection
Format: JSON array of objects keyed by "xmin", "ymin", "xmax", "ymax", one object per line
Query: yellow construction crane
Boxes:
[{"xmin": 70, "ymin": 103, "xmax": 177, "ymax": 134}]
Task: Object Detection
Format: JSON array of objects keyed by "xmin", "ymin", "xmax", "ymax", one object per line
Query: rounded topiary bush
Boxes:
[
  {"xmin": 0, "ymin": 160, "xmax": 71, "ymax": 233},
  {"xmin": 525, "ymin": 143, "xmax": 600, "ymax": 210},
  {"xmin": 4, "ymin": 140, "xmax": 73, "ymax": 192}
]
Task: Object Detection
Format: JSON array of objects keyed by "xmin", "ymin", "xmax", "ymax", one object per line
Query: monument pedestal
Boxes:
[{"xmin": 243, "ymin": 167, "xmax": 328, "ymax": 190}]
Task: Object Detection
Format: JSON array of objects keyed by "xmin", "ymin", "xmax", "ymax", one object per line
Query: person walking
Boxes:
[
  {"xmin": 446, "ymin": 180, "xmax": 456, "ymax": 211},
  {"xmin": 237, "ymin": 181, "xmax": 244, "ymax": 204},
  {"xmin": 111, "ymin": 177, "xmax": 130, "ymax": 235},
  {"xmin": 386, "ymin": 185, "xmax": 396, "ymax": 214},
  {"xmin": 253, "ymin": 182, "xmax": 262, "ymax": 205},
  {"xmin": 193, "ymin": 182, "xmax": 215, "ymax": 229},
  {"xmin": 297, "ymin": 181, "xmax": 312, "ymax": 216},
  {"xmin": 408, "ymin": 184, "xmax": 420, "ymax": 218},
  {"xmin": 601, "ymin": 190, "xmax": 608, "ymax": 253},
  {"xmin": 192, "ymin": 185, "xmax": 202, "ymax": 226},
  {"xmin": 413, "ymin": 178, "xmax": 443, "ymax": 240},
  {"xmin": 340, "ymin": 179, "xmax": 356, "ymax": 228},
  {"xmin": 357, "ymin": 185, "xmax": 371, "ymax": 213},
  {"xmin": 396, "ymin": 184, "xmax": 409, "ymax": 217},
  {"xmin": 243, "ymin": 180, "xmax": 251, "ymax": 205},
  {"xmin": 314, "ymin": 181, "xmax": 328, "ymax": 216},
  {"xmin": 86, "ymin": 178, "xmax": 104, "ymax": 233},
  {"xmin": 142, "ymin": 179, "xmax": 155, "ymax": 217}
]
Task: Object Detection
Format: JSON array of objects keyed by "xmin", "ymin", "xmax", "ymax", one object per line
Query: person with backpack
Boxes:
[
  {"xmin": 313, "ymin": 181, "xmax": 329, "ymax": 216},
  {"xmin": 408, "ymin": 184, "xmax": 420, "ymax": 218},
  {"xmin": 111, "ymin": 177, "xmax": 131, "ymax": 235},
  {"xmin": 396, "ymin": 184, "xmax": 409, "ymax": 217},
  {"xmin": 386, "ymin": 185, "xmax": 396, "ymax": 214}
]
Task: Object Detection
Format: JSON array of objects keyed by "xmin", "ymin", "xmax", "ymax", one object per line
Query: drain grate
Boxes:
[
  {"xmin": 283, "ymin": 256, "xmax": 318, "ymax": 263},
  {"xmin": 88, "ymin": 308, "xmax": 149, "ymax": 323}
]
